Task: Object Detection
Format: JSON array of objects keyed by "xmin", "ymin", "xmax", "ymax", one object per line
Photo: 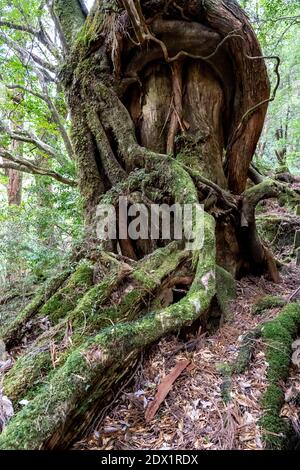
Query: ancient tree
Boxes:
[{"xmin": 0, "ymin": 0, "xmax": 291, "ymax": 449}]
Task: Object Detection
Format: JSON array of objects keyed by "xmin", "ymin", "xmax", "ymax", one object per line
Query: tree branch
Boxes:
[
  {"xmin": 0, "ymin": 20, "xmax": 38, "ymax": 35},
  {"xmin": 0, "ymin": 150, "xmax": 77, "ymax": 186},
  {"xmin": 6, "ymin": 84, "xmax": 74, "ymax": 161},
  {"xmin": 0, "ymin": 121, "xmax": 64, "ymax": 163},
  {"xmin": 0, "ymin": 30, "xmax": 56, "ymax": 74}
]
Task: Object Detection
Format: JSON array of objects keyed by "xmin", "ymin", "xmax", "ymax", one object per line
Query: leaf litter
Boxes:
[{"xmin": 74, "ymin": 261, "xmax": 300, "ymax": 451}]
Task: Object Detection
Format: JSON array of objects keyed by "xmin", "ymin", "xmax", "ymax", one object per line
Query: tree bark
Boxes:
[{"xmin": 0, "ymin": 0, "xmax": 279, "ymax": 450}]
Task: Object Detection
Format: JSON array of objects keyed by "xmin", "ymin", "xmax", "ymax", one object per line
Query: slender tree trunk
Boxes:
[
  {"xmin": 5, "ymin": 92, "xmax": 24, "ymax": 206},
  {"xmin": 5, "ymin": 166, "xmax": 22, "ymax": 206}
]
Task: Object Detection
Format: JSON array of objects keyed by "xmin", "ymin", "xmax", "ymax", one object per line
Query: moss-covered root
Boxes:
[
  {"xmin": 2, "ymin": 244, "xmax": 189, "ymax": 403},
  {"xmin": 260, "ymin": 302, "xmax": 300, "ymax": 449},
  {"xmin": 38, "ymin": 261, "xmax": 94, "ymax": 325},
  {"xmin": 251, "ymin": 295, "xmax": 286, "ymax": 316},
  {"xmin": 216, "ymin": 266, "xmax": 236, "ymax": 320},
  {"xmin": 0, "ymin": 269, "xmax": 73, "ymax": 348},
  {"xmin": 0, "ymin": 214, "xmax": 216, "ymax": 450},
  {"xmin": 232, "ymin": 326, "xmax": 262, "ymax": 374}
]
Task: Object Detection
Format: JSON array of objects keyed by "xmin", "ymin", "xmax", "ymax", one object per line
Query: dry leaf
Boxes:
[
  {"xmin": 291, "ymin": 348, "xmax": 300, "ymax": 368},
  {"xmin": 0, "ymin": 390, "xmax": 14, "ymax": 432},
  {"xmin": 145, "ymin": 359, "xmax": 190, "ymax": 422}
]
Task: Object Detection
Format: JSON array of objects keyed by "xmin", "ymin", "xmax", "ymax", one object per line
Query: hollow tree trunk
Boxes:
[{"xmin": 0, "ymin": 0, "xmax": 278, "ymax": 450}]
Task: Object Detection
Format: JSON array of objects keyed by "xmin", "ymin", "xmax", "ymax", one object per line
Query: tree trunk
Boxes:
[
  {"xmin": 6, "ymin": 167, "xmax": 22, "ymax": 206},
  {"xmin": 0, "ymin": 0, "xmax": 280, "ymax": 450},
  {"xmin": 5, "ymin": 92, "xmax": 24, "ymax": 206}
]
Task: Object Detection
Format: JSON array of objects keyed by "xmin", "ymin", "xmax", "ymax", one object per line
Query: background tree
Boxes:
[{"xmin": 0, "ymin": 0, "xmax": 82, "ymax": 285}]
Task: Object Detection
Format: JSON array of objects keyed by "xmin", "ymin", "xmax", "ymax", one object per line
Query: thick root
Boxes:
[
  {"xmin": 260, "ymin": 302, "xmax": 300, "ymax": 449},
  {"xmin": 0, "ymin": 213, "xmax": 217, "ymax": 449},
  {"xmin": 229, "ymin": 302, "xmax": 300, "ymax": 449}
]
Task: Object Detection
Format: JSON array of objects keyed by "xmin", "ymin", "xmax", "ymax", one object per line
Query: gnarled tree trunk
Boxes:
[{"xmin": 0, "ymin": 0, "xmax": 279, "ymax": 450}]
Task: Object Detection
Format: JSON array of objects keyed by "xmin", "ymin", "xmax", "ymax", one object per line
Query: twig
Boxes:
[{"xmin": 287, "ymin": 286, "xmax": 300, "ymax": 303}]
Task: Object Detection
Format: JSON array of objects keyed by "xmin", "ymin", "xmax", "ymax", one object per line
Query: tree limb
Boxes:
[
  {"xmin": 0, "ymin": 121, "xmax": 54, "ymax": 157},
  {"xmin": 0, "ymin": 30, "xmax": 56, "ymax": 74},
  {"xmin": 6, "ymin": 84, "xmax": 74, "ymax": 161},
  {"xmin": 0, "ymin": 18, "xmax": 61, "ymax": 60},
  {"xmin": 0, "ymin": 150, "xmax": 77, "ymax": 186},
  {"xmin": 0, "ymin": 20, "xmax": 38, "ymax": 35}
]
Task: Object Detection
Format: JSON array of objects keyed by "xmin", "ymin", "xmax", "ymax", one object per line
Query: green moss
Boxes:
[
  {"xmin": 260, "ymin": 302, "xmax": 300, "ymax": 449},
  {"xmin": 275, "ymin": 164, "xmax": 290, "ymax": 174},
  {"xmin": 1, "ymin": 246, "xmax": 192, "ymax": 407},
  {"xmin": 260, "ymin": 383, "xmax": 291, "ymax": 450},
  {"xmin": 3, "ymin": 351, "xmax": 52, "ymax": 404},
  {"xmin": 0, "ymin": 269, "xmax": 72, "ymax": 343},
  {"xmin": 216, "ymin": 363, "xmax": 232, "ymax": 403},
  {"xmin": 216, "ymin": 266, "xmax": 236, "ymax": 318},
  {"xmin": 233, "ymin": 327, "xmax": 262, "ymax": 374},
  {"xmin": 0, "ymin": 213, "xmax": 217, "ymax": 450},
  {"xmin": 256, "ymin": 215, "xmax": 280, "ymax": 243},
  {"xmin": 252, "ymin": 295, "xmax": 286, "ymax": 315},
  {"xmin": 39, "ymin": 261, "xmax": 93, "ymax": 324}
]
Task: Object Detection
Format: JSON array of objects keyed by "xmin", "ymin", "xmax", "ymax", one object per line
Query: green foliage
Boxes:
[
  {"xmin": 260, "ymin": 302, "xmax": 300, "ymax": 449},
  {"xmin": 241, "ymin": 0, "xmax": 300, "ymax": 175},
  {"xmin": 251, "ymin": 295, "xmax": 286, "ymax": 315},
  {"xmin": 0, "ymin": 0, "xmax": 83, "ymax": 289},
  {"xmin": 0, "ymin": 186, "xmax": 83, "ymax": 286}
]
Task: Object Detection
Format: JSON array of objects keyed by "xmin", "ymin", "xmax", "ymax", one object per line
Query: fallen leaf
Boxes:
[
  {"xmin": 0, "ymin": 390, "xmax": 14, "ymax": 432},
  {"xmin": 19, "ymin": 399, "xmax": 29, "ymax": 406},
  {"xmin": 291, "ymin": 348, "xmax": 300, "ymax": 368},
  {"xmin": 145, "ymin": 359, "xmax": 190, "ymax": 422}
]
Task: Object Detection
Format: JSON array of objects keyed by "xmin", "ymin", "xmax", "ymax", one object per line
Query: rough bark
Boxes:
[
  {"xmin": 5, "ymin": 167, "xmax": 22, "ymax": 206},
  {"xmin": 0, "ymin": 0, "xmax": 279, "ymax": 450}
]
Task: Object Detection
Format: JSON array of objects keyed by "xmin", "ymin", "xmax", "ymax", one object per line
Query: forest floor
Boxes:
[
  {"xmin": 73, "ymin": 263, "xmax": 300, "ymax": 450},
  {"xmin": 73, "ymin": 199, "xmax": 300, "ymax": 451},
  {"xmin": 0, "ymin": 200, "xmax": 299, "ymax": 450}
]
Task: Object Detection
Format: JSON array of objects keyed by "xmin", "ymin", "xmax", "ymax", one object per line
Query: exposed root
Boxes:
[
  {"xmin": 260, "ymin": 302, "xmax": 300, "ymax": 449},
  {"xmin": 0, "ymin": 213, "xmax": 217, "ymax": 449}
]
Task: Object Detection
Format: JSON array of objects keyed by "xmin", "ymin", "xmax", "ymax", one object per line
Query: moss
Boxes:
[
  {"xmin": 216, "ymin": 266, "xmax": 236, "ymax": 319},
  {"xmin": 0, "ymin": 213, "xmax": 217, "ymax": 449},
  {"xmin": 0, "ymin": 261, "xmax": 93, "ymax": 401},
  {"xmin": 39, "ymin": 261, "xmax": 94, "ymax": 324},
  {"xmin": 216, "ymin": 363, "xmax": 232, "ymax": 403},
  {"xmin": 3, "ymin": 351, "xmax": 52, "ymax": 404},
  {"xmin": 256, "ymin": 215, "xmax": 281, "ymax": 243},
  {"xmin": 260, "ymin": 383, "xmax": 291, "ymax": 450},
  {"xmin": 69, "ymin": 245, "xmax": 189, "ymax": 338},
  {"xmin": 0, "ymin": 269, "xmax": 72, "ymax": 344},
  {"xmin": 233, "ymin": 327, "xmax": 262, "ymax": 374},
  {"xmin": 257, "ymin": 214, "xmax": 298, "ymax": 251},
  {"xmin": 260, "ymin": 302, "xmax": 300, "ymax": 449},
  {"xmin": 275, "ymin": 164, "xmax": 290, "ymax": 174},
  {"xmin": 132, "ymin": 243, "xmax": 187, "ymax": 289},
  {"xmin": 1, "ymin": 246, "xmax": 191, "ymax": 407},
  {"xmin": 251, "ymin": 295, "xmax": 286, "ymax": 315}
]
